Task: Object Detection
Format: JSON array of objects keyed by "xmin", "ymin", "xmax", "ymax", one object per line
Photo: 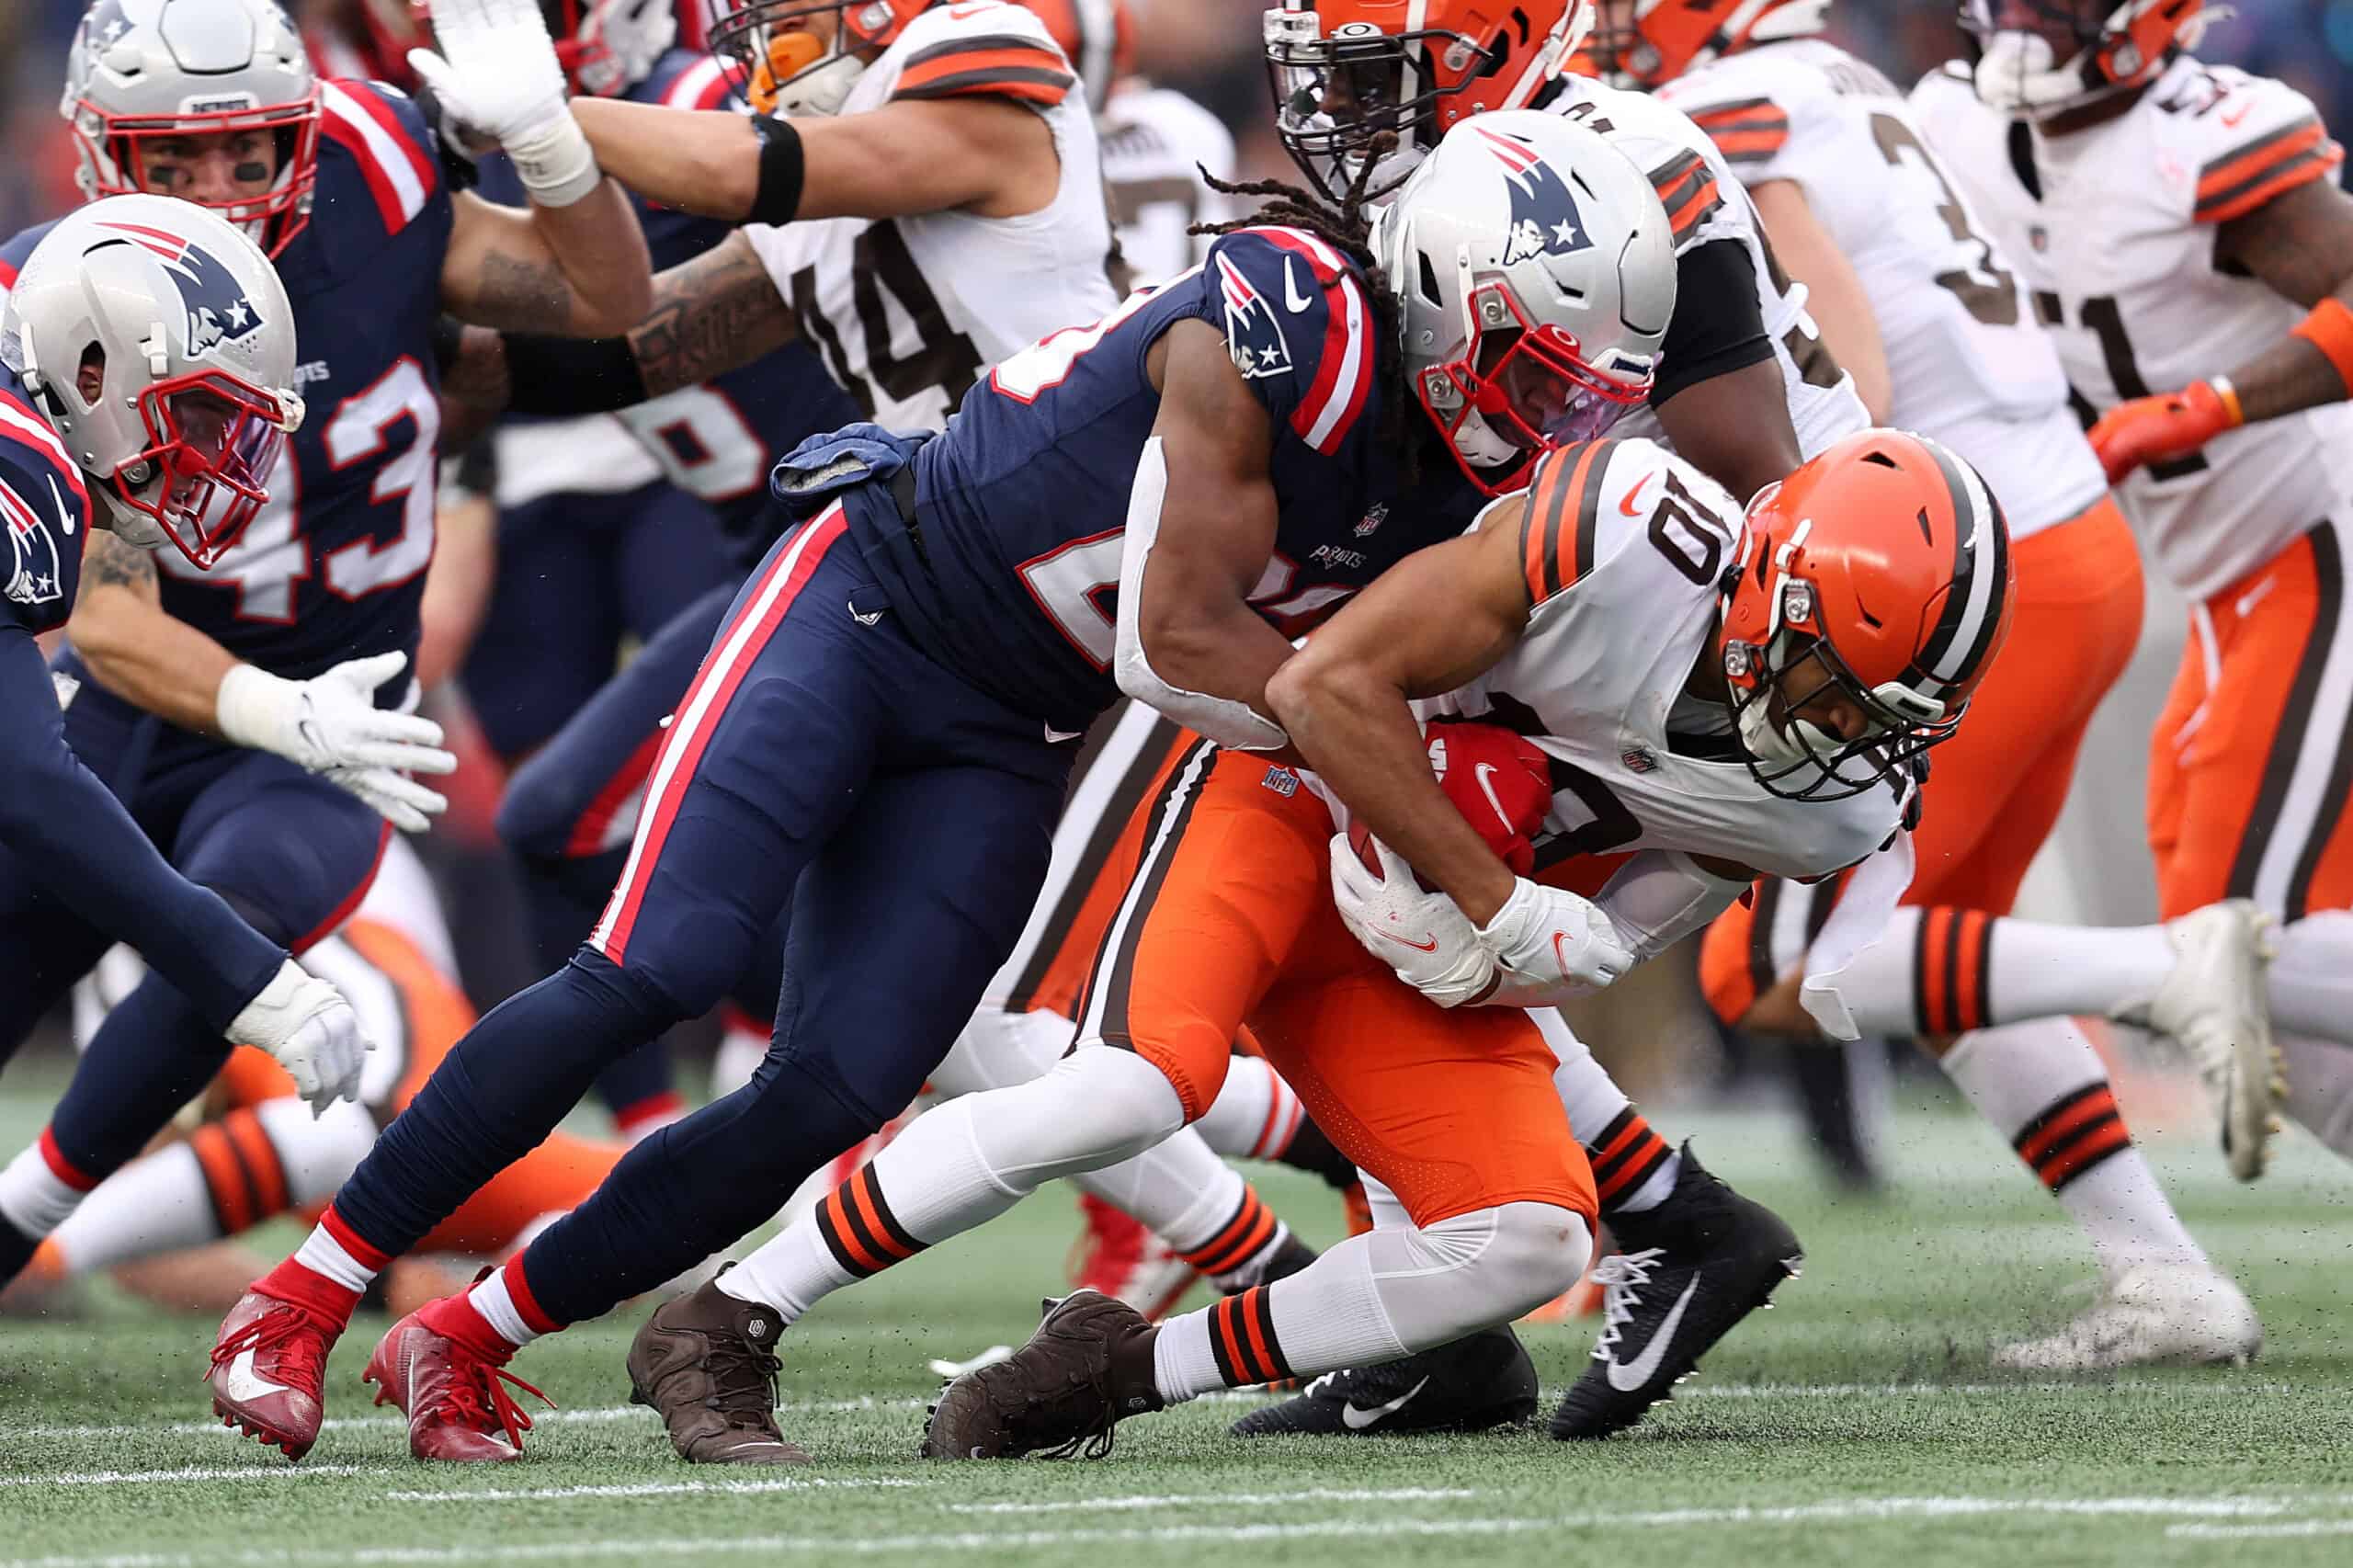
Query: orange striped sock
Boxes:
[
  {"xmin": 1913, "ymin": 907, "xmax": 1995, "ymax": 1036},
  {"xmin": 812, "ymin": 1165, "xmax": 926, "ymax": 1279},
  {"xmin": 1203, "ymin": 1285, "xmax": 1292, "ymax": 1388},
  {"xmin": 1586, "ymin": 1108, "xmax": 1675, "ymax": 1216},
  {"xmin": 1176, "ymin": 1186, "xmax": 1280, "ymax": 1283},
  {"xmin": 2014, "ymin": 1083, "xmax": 2135, "ymax": 1192}
]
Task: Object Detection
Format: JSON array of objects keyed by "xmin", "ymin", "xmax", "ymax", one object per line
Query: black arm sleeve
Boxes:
[
  {"xmin": 1650, "ymin": 239, "xmax": 1777, "ymax": 408},
  {"xmin": 497, "ymin": 332, "xmax": 651, "ymax": 415},
  {"xmin": 0, "ymin": 629, "xmax": 282, "ymax": 1029}
]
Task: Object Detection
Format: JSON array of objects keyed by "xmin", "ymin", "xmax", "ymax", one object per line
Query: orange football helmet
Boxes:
[
  {"xmin": 1582, "ymin": 0, "xmax": 1828, "ymax": 89},
  {"xmin": 1717, "ymin": 429, "xmax": 2015, "ymax": 801},
  {"xmin": 1019, "ymin": 0, "xmax": 1134, "ymax": 111},
  {"xmin": 1961, "ymin": 1, "xmax": 2211, "ymax": 119},
  {"xmin": 1264, "ymin": 0, "xmax": 1591, "ymax": 204},
  {"xmin": 705, "ymin": 0, "xmax": 933, "ymax": 113}
]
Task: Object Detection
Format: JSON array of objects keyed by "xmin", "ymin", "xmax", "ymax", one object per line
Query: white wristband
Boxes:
[
  {"xmin": 506, "ymin": 109, "xmax": 602, "ymax": 209},
  {"xmin": 214, "ymin": 663, "xmax": 298, "ymax": 751}
]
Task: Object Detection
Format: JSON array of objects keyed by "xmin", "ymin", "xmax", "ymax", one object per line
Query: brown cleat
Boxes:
[
  {"xmin": 626, "ymin": 1275, "xmax": 812, "ymax": 1464},
  {"xmin": 921, "ymin": 1289, "xmax": 1163, "ymax": 1460}
]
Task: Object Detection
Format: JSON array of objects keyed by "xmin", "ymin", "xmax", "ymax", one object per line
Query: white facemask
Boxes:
[
  {"xmin": 1972, "ymin": 29, "xmax": 2101, "ymax": 118},
  {"xmin": 1737, "ymin": 693, "xmax": 1844, "ymax": 776},
  {"xmin": 773, "ymin": 51, "xmax": 866, "ymax": 117}
]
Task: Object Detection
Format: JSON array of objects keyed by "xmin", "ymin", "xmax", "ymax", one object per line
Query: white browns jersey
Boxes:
[
  {"xmin": 1098, "ymin": 80, "xmax": 1237, "ymax": 287},
  {"xmin": 1914, "ymin": 56, "xmax": 2351, "ymax": 600},
  {"xmin": 745, "ymin": 0, "xmax": 1120, "ymax": 432},
  {"xmin": 1658, "ymin": 40, "xmax": 2107, "ymax": 540},
  {"xmin": 1542, "ymin": 75, "xmax": 1870, "ymax": 462},
  {"xmin": 1313, "ymin": 438, "xmax": 1899, "ymax": 883}
]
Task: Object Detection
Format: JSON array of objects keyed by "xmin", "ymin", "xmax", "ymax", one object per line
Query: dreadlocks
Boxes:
[{"xmin": 1190, "ymin": 135, "xmax": 1417, "ymax": 466}]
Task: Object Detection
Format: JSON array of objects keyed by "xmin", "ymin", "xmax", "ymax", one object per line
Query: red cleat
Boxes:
[
  {"xmin": 1068, "ymin": 1194, "xmax": 1197, "ymax": 1322},
  {"xmin": 362, "ymin": 1307, "xmax": 551, "ymax": 1462},
  {"xmin": 208, "ymin": 1290, "xmax": 340, "ymax": 1462}
]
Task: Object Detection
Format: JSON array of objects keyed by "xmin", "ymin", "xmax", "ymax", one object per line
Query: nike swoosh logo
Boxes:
[
  {"xmin": 1341, "ymin": 1376, "xmax": 1429, "ymax": 1430},
  {"xmin": 1282, "ymin": 257, "xmax": 1313, "ymax": 314},
  {"xmin": 2222, "ymin": 101, "xmax": 2253, "ymax": 128},
  {"xmin": 215, "ymin": 1346, "xmax": 290, "ymax": 1404},
  {"xmin": 1374, "ymin": 927, "xmax": 1440, "ymax": 954},
  {"xmin": 1604, "ymin": 1271, "xmax": 1702, "ymax": 1392},
  {"xmin": 1472, "ymin": 762, "xmax": 1518, "ymax": 835},
  {"xmin": 1618, "ymin": 479, "xmax": 1647, "ymax": 517}
]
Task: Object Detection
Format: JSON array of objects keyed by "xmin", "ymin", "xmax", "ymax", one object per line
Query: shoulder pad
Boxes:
[
  {"xmin": 318, "ymin": 78, "xmax": 447, "ymax": 234},
  {"xmin": 886, "ymin": 2, "xmax": 1077, "ymax": 108}
]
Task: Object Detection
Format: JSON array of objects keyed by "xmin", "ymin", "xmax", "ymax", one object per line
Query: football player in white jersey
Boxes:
[
  {"xmin": 1898, "ymin": 6, "xmax": 2353, "ymax": 1250},
  {"xmin": 1572, "ymin": 0, "xmax": 2266, "ymax": 1372},
  {"xmin": 462, "ymin": 0, "xmax": 1119, "ymax": 428},
  {"xmin": 904, "ymin": 421, "xmax": 2013, "ymax": 1460}
]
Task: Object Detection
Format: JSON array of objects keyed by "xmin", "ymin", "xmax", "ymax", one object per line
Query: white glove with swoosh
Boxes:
[
  {"xmin": 410, "ymin": 0, "xmax": 600, "ymax": 205},
  {"xmin": 1328, "ymin": 835, "xmax": 1495, "ymax": 1008},
  {"xmin": 1474, "ymin": 877, "xmax": 1637, "ymax": 1006},
  {"xmin": 215, "ymin": 653, "xmax": 456, "ymax": 833}
]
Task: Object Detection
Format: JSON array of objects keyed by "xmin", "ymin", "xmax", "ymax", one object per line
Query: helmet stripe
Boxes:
[{"xmin": 1912, "ymin": 437, "xmax": 2007, "ymax": 695}]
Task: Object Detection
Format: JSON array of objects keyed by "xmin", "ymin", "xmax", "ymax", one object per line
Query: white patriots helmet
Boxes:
[
  {"xmin": 61, "ymin": 0, "xmax": 322, "ymax": 259},
  {"xmin": 1372, "ymin": 111, "xmax": 1675, "ymax": 495},
  {"xmin": 0, "ymin": 193, "xmax": 304, "ymax": 568}
]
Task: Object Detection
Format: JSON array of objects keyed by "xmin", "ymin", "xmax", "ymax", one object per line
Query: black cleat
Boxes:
[
  {"xmin": 921, "ymin": 1290, "xmax": 1163, "ymax": 1460},
  {"xmin": 1549, "ymin": 1145, "xmax": 1802, "ymax": 1440},
  {"xmin": 1231, "ymin": 1324, "xmax": 1538, "ymax": 1437}
]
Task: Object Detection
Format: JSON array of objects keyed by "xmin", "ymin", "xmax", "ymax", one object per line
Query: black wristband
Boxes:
[
  {"xmin": 749, "ymin": 116, "xmax": 806, "ymax": 226},
  {"xmin": 496, "ymin": 332, "xmax": 650, "ymax": 415}
]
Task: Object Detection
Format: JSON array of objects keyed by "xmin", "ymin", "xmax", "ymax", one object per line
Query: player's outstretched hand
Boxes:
[
  {"xmin": 1328, "ymin": 835, "xmax": 1496, "ymax": 1008},
  {"xmin": 1473, "ymin": 877, "xmax": 1635, "ymax": 1007},
  {"xmin": 226, "ymin": 960, "xmax": 373, "ymax": 1115},
  {"xmin": 408, "ymin": 0, "xmax": 599, "ymax": 206},
  {"xmin": 216, "ymin": 652, "xmax": 457, "ymax": 833},
  {"xmin": 2086, "ymin": 380, "xmax": 2241, "ymax": 483}
]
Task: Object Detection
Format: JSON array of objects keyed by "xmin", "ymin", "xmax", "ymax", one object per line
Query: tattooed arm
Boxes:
[
  {"xmin": 66, "ymin": 531, "xmax": 241, "ymax": 734},
  {"xmin": 438, "ymin": 187, "xmax": 654, "ymax": 338},
  {"xmin": 2213, "ymin": 177, "xmax": 2353, "ymax": 422}
]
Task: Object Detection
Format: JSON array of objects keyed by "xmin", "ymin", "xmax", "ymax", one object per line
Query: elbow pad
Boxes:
[
  {"xmin": 1592, "ymin": 850, "xmax": 1747, "ymax": 964},
  {"xmin": 1112, "ymin": 437, "xmax": 1290, "ymax": 752}
]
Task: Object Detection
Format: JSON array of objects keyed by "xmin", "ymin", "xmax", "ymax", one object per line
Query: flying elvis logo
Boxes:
[
  {"xmin": 1478, "ymin": 127, "xmax": 1591, "ymax": 268},
  {"xmin": 96, "ymin": 222, "xmax": 264, "ymax": 356},
  {"xmin": 1217, "ymin": 252, "xmax": 1293, "ymax": 381}
]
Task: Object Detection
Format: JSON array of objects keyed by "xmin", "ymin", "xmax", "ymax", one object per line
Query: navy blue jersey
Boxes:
[
  {"xmin": 864, "ymin": 225, "xmax": 1481, "ymax": 731},
  {"xmin": 0, "ymin": 80, "xmax": 455, "ymax": 685},
  {"xmin": 479, "ymin": 51, "xmax": 855, "ymax": 561},
  {"xmin": 0, "ymin": 365, "xmax": 91, "ymax": 637}
]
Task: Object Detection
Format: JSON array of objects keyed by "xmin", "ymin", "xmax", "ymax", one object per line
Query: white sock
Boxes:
[
  {"xmin": 294, "ymin": 1219, "xmax": 381, "ymax": 1293},
  {"xmin": 1835, "ymin": 909, "xmax": 2177, "ymax": 1038},
  {"xmin": 2268, "ymin": 913, "xmax": 2353, "ymax": 1043},
  {"xmin": 1071, "ymin": 1130, "xmax": 1291, "ymax": 1286},
  {"xmin": 0, "ymin": 1134, "xmax": 92, "ymax": 1240},
  {"xmin": 722, "ymin": 1050, "xmax": 1188, "ymax": 1322},
  {"xmin": 1939, "ymin": 1019, "xmax": 2207, "ymax": 1278},
  {"xmin": 1191, "ymin": 1056, "xmax": 1304, "ymax": 1159},
  {"xmin": 2278, "ymin": 1031, "xmax": 2353, "ymax": 1160},
  {"xmin": 467, "ymin": 1266, "xmax": 541, "ymax": 1350},
  {"xmin": 1532, "ymin": 1010, "xmax": 1679, "ymax": 1212},
  {"xmin": 1151, "ymin": 1202, "xmax": 1587, "ymax": 1403}
]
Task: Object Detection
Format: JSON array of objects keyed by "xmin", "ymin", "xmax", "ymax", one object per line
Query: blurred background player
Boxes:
[
  {"xmin": 0, "ymin": 194, "xmax": 369, "ymax": 1267},
  {"xmin": 0, "ymin": 0, "xmax": 654, "ymax": 1294},
  {"xmin": 1557, "ymin": 0, "xmax": 2270, "ymax": 1371}
]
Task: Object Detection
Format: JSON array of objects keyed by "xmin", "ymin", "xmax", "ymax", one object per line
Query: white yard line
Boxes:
[
  {"xmin": 2168, "ymin": 1520, "xmax": 2353, "ymax": 1540},
  {"xmin": 386, "ymin": 1478, "xmax": 933, "ymax": 1504},
  {"xmin": 947, "ymin": 1487, "xmax": 1479, "ymax": 1514},
  {"xmin": 0, "ymin": 1466, "xmax": 376, "ymax": 1488}
]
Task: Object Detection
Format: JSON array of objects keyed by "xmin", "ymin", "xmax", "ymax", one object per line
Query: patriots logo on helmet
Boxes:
[
  {"xmin": 1478, "ymin": 128, "xmax": 1591, "ymax": 268},
  {"xmin": 96, "ymin": 222, "xmax": 265, "ymax": 356},
  {"xmin": 1216, "ymin": 252, "xmax": 1293, "ymax": 381}
]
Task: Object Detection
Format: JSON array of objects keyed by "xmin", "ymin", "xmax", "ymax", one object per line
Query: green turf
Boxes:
[{"xmin": 4, "ymin": 1085, "xmax": 2350, "ymax": 1568}]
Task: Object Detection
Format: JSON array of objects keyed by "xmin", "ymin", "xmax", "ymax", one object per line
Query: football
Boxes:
[{"xmin": 1346, "ymin": 719, "xmax": 1553, "ymax": 887}]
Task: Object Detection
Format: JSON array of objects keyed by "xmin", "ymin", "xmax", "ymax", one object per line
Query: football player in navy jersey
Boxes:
[
  {"xmin": 459, "ymin": 3, "xmax": 858, "ymax": 1136},
  {"xmin": 215, "ymin": 97, "xmax": 1664, "ymax": 1461},
  {"xmin": 0, "ymin": 0, "xmax": 654, "ymax": 1304},
  {"xmin": 0, "ymin": 197, "xmax": 372, "ymax": 1256}
]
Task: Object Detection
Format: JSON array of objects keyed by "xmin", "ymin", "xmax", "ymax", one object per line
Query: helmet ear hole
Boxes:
[
  {"xmin": 76, "ymin": 341, "xmax": 108, "ymax": 409},
  {"xmin": 1416, "ymin": 251, "xmax": 1443, "ymax": 306}
]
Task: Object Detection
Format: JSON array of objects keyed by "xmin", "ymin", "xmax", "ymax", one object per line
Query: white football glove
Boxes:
[
  {"xmin": 409, "ymin": 0, "xmax": 600, "ymax": 206},
  {"xmin": 215, "ymin": 653, "xmax": 456, "ymax": 834},
  {"xmin": 1474, "ymin": 877, "xmax": 1638, "ymax": 1007},
  {"xmin": 226, "ymin": 960, "xmax": 372, "ymax": 1115},
  {"xmin": 1328, "ymin": 835, "xmax": 1496, "ymax": 1008}
]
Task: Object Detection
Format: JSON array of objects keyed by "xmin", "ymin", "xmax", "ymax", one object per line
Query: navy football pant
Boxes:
[
  {"xmin": 460, "ymin": 480, "xmax": 732, "ymax": 763},
  {"xmin": 0, "ymin": 694, "xmax": 386, "ymax": 1191},
  {"xmin": 333, "ymin": 501, "xmax": 1071, "ymax": 1323}
]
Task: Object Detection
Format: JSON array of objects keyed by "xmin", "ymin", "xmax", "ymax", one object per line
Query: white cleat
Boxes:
[
  {"xmin": 2128, "ymin": 900, "xmax": 2284, "ymax": 1182},
  {"xmin": 1991, "ymin": 1267, "xmax": 2264, "ymax": 1372}
]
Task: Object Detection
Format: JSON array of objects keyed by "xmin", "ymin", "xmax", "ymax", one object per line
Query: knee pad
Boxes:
[
  {"xmin": 964, "ymin": 1049, "xmax": 1188, "ymax": 1188},
  {"xmin": 927, "ymin": 1007, "xmax": 1072, "ymax": 1099},
  {"xmin": 1408, "ymin": 1202, "xmax": 1591, "ymax": 1323}
]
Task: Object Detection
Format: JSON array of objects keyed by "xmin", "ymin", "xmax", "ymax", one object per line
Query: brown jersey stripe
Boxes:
[
  {"xmin": 2229, "ymin": 523, "xmax": 2343, "ymax": 912},
  {"xmin": 2196, "ymin": 141, "xmax": 2342, "ymax": 224},
  {"xmin": 1519, "ymin": 445, "xmax": 1579, "ymax": 603},
  {"xmin": 1709, "ymin": 130, "xmax": 1790, "ymax": 165},
  {"xmin": 2284, "ymin": 527, "xmax": 2353, "ymax": 917},
  {"xmin": 2195, "ymin": 116, "xmax": 2326, "ymax": 194},
  {"xmin": 1086, "ymin": 739, "xmax": 1216, "ymax": 1048},
  {"xmin": 2195, "ymin": 119, "xmax": 2340, "ymax": 221},
  {"xmin": 1650, "ymin": 151, "xmax": 1722, "ymax": 244},
  {"xmin": 892, "ymin": 43, "xmax": 1075, "ymax": 106}
]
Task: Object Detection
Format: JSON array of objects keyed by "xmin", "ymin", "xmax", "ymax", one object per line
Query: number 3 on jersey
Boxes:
[{"xmin": 157, "ymin": 358, "xmax": 440, "ymax": 620}]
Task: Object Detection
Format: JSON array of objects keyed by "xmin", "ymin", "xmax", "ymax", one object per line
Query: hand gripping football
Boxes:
[{"xmin": 1347, "ymin": 719, "xmax": 1553, "ymax": 888}]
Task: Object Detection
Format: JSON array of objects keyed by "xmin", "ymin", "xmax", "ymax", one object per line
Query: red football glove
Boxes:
[
  {"xmin": 2087, "ymin": 379, "xmax": 2243, "ymax": 483},
  {"xmin": 1347, "ymin": 719, "xmax": 1553, "ymax": 887}
]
